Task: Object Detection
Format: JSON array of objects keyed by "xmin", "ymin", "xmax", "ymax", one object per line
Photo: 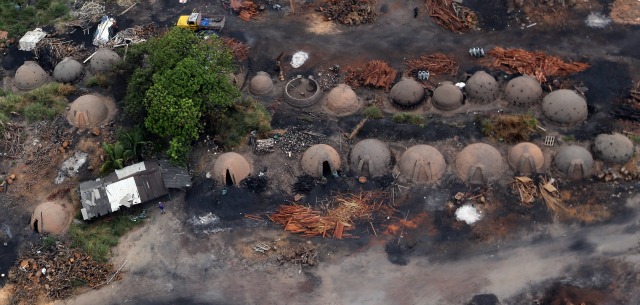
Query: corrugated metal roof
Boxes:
[
  {"xmin": 135, "ymin": 172, "xmax": 168, "ymax": 202},
  {"xmin": 158, "ymin": 160, "xmax": 192, "ymax": 188},
  {"xmin": 115, "ymin": 161, "xmax": 146, "ymax": 180},
  {"xmin": 106, "ymin": 177, "xmax": 140, "ymax": 212}
]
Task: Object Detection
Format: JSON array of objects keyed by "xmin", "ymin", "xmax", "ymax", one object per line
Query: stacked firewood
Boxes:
[
  {"xmin": 231, "ymin": 0, "xmax": 259, "ymax": 21},
  {"xmin": 8, "ymin": 243, "xmax": 114, "ymax": 303},
  {"xmin": 485, "ymin": 47, "xmax": 590, "ymax": 83},
  {"xmin": 320, "ymin": 0, "xmax": 378, "ymax": 25},
  {"xmin": 405, "ymin": 53, "xmax": 458, "ymax": 76},
  {"xmin": 344, "ymin": 60, "xmax": 397, "ymax": 91},
  {"xmin": 222, "ymin": 37, "xmax": 250, "ymax": 61},
  {"xmin": 425, "ymin": 0, "xmax": 477, "ymax": 33}
]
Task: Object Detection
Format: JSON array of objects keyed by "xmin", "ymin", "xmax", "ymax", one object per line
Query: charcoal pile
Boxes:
[
  {"xmin": 292, "ymin": 175, "xmax": 317, "ymax": 194},
  {"xmin": 7, "ymin": 243, "xmax": 115, "ymax": 303},
  {"xmin": 241, "ymin": 175, "xmax": 268, "ymax": 192},
  {"xmin": 320, "ymin": 0, "xmax": 378, "ymax": 25},
  {"xmin": 373, "ymin": 173, "xmax": 395, "ymax": 189},
  {"xmin": 277, "ymin": 244, "xmax": 318, "ymax": 266},
  {"xmin": 275, "ymin": 127, "xmax": 324, "ymax": 153}
]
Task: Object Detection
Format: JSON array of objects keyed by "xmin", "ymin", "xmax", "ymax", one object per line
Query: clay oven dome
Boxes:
[
  {"xmin": 455, "ymin": 143, "xmax": 505, "ymax": 184},
  {"xmin": 53, "ymin": 57, "xmax": 84, "ymax": 83},
  {"xmin": 284, "ymin": 75, "xmax": 322, "ymax": 107},
  {"xmin": 508, "ymin": 142, "xmax": 545, "ymax": 175},
  {"xmin": 399, "ymin": 145, "xmax": 446, "ymax": 184},
  {"xmin": 66, "ymin": 95, "xmax": 109, "ymax": 128},
  {"xmin": 212, "ymin": 152, "xmax": 251, "ymax": 186},
  {"xmin": 555, "ymin": 145, "xmax": 593, "ymax": 180},
  {"xmin": 504, "ymin": 75, "xmax": 542, "ymax": 107},
  {"xmin": 432, "ymin": 83, "xmax": 464, "ymax": 111},
  {"xmin": 30, "ymin": 202, "xmax": 70, "ymax": 234},
  {"xmin": 390, "ymin": 78, "xmax": 425, "ymax": 108},
  {"xmin": 14, "ymin": 61, "xmax": 48, "ymax": 90},
  {"xmin": 89, "ymin": 48, "xmax": 120, "ymax": 73},
  {"xmin": 301, "ymin": 144, "xmax": 341, "ymax": 178},
  {"xmin": 349, "ymin": 139, "xmax": 391, "ymax": 177},
  {"xmin": 541, "ymin": 89, "xmax": 588, "ymax": 126},
  {"xmin": 592, "ymin": 133, "xmax": 635, "ymax": 164},
  {"xmin": 325, "ymin": 84, "xmax": 362, "ymax": 116},
  {"xmin": 249, "ymin": 71, "xmax": 273, "ymax": 95},
  {"xmin": 466, "ymin": 71, "xmax": 498, "ymax": 104}
]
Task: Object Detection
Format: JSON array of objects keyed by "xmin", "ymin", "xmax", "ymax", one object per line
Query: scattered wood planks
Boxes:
[
  {"xmin": 485, "ymin": 47, "xmax": 590, "ymax": 83},
  {"xmin": 344, "ymin": 60, "xmax": 397, "ymax": 91},
  {"xmin": 425, "ymin": 0, "xmax": 477, "ymax": 33},
  {"xmin": 231, "ymin": 0, "xmax": 259, "ymax": 21},
  {"xmin": 405, "ymin": 53, "xmax": 458, "ymax": 76}
]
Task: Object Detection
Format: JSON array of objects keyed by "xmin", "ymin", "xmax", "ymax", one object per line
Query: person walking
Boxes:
[{"xmin": 158, "ymin": 202, "xmax": 165, "ymax": 214}]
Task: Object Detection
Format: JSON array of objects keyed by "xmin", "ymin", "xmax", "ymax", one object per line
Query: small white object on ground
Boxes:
[
  {"xmin": 585, "ymin": 12, "xmax": 612, "ymax": 28},
  {"xmin": 41, "ymin": 268, "xmax": 47, "ymax": 275},
  {"xmin": 455, "ymin": 82, "xmax": 465, "ymax": 89},
  {"xmin": 455, "ymin": 204, "xmax": 482, "ymax": 224},
  {"xmin": 291, "ymin": 51, "xmax": 309, "ymax": 68}
]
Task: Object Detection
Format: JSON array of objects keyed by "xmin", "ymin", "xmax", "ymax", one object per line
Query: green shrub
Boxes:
[
  {"xmin": 392, "ymin": 112, "xmax": 424, "ymax": 125},
  {"xmin": 0, "ymin": 0, "xmax": 70, "ymax": 38},
  {"xmin": 561, "ymin": 135, "xmax": 576, "ymax": 142},
  {"xmin": 213, "ymin": 97, "xmax": 272, "ymax": 148},
  {"xmin": 86, "ymin": 74, "xmax": 110, "ymax": 88},
  {"xmin": 363, "ymin": 106, "xmax": 383, "ymax": 119}
]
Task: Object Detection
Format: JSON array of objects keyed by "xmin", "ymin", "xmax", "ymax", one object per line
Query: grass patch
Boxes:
[
  {"xmin": 213, "ymin": 97, "xmax": 272, "ymax": 148},
  {"xmin": 562, "ymin": 134, "xmax": 576, "ymax": 142},
  {"xmin": 85, "ymin": 74, "xmax": 111, "ymax": 88},
  {"xmin": 42, "ymin": 234, "xmax": 57, "ymax": 249},
  {"xmin": 0, "ymin": 0, "xmax": 70, "ymax": 39},
  {"xmin": 392, "ymin": 112, "xmax": 424, "ymax": 125},
  {"xmin": 482, "ymin": 113, "xmax": 538, "ymax": 143},
  {"xmin": 70, "ymin": 210, "xmax": 146, "ymax": 263},
  {"xmin": 363, "ymin": 106, "xmax": 383, "ymax": 119},
  {"xmin": 630, "ymin": 135, "xmax": 640, "ymax": 144},
  {"xmin": 0, "ymin": 83, "xmax": 73, "ymax": 122}
]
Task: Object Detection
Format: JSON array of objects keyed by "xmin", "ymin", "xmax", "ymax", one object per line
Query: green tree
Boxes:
[{"xmin": 100, "ymin": 142, "xmax": 133, "ymax": 173}]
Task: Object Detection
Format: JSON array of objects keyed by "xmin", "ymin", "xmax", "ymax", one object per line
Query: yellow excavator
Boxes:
[{"xmin": 176, "ymin": 12, "xmax": 225, "ymax": 31}]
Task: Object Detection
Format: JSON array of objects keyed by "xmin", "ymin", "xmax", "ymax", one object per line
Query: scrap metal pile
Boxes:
[
  {"xmin": 425, "ymin": 0, "xmax": 477, "ymax": 33},
  {"xmin": 485, "ymin": 47, "xmax": 590, "ymax": 83},
  {"xmin": 320, "ymin": 0, "xmax": 378, "ymax": 25},
  {"xmin": 108, "ymin": 23, "xmax": 159, "ymax": 47},
  {"xmin": 405, "ymin": 53, "xmax": 458, "ymax": 77},
  {"xmin": 7, "ymin": 243, "xmax": 115, "ymax": 303},
  {"xmin": 230, "ymin": 0, "xmax": 259, "ymax": 21},
  {"xmin": 33, "ymin": 38, "xmax": 87, "ymax": 71},
  {"xmin": 344, "ymin": 60, "xmax": 397, "ymax": 91},
  {"xmin": 222, "ymin": 38, "xmax": 249, "ymax": 61},
  {"xmin": 269, "ymin": 191, "xmax": 392, "ymax": 239},
  {"xmin": 67, "ymin": 1, "xmax": 105, "ymax": 29}
]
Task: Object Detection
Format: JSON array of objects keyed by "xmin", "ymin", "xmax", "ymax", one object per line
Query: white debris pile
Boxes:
[
  {"xmin": 455, "ymin": 204, "xmax": 482, "ymax": 225},
  {"xmin": 585, "ymin": 12, "xmax": 612, "ymax": 28},
  {"xmin": 291, "ymin": 51, "xmax": 309, "ymax": 68},
  {"xmin": 54, "ymin": 151, "xmax": 88, "ymax": 184},
  {"xmin": 189, "ymin": 212, "xmax": 220, "ymax": 226}
]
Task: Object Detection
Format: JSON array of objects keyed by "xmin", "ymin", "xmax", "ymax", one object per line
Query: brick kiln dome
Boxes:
[
  {"xmin": 508, "ymin": 142, "xmax": 545, "ymax": 175},
  {"xmin": 466, "ymin": 71, "xmax": 499, "ymax": 104},
  {"xmin": 249, "ymin": 71, "xmax": 273, "ymax": 95},
  {"xmin": 30, "ymin": 202, "xmax": 70, "ymax": 234},
  {"xmin": 325, "ymin": 84, "xmax": 361, "ymax": 116},
  {"xmin": 504, "ymin": 75, "xmax": 542, "ymax": 107},
  {"xmin": 541, "ymin": 89, "xmax": 588, "ymax": 126},
  {"xmin": 390, "ymin": 78, "xmax": 425, "ymax": 108},
  {"xmin": 14, "ymin": 61, "xmax": 48, "ymax": 90},
  {"xmin": 212, "ymin": 152, "xmax": 251, "ymax": 186},
  {"xmin": 301, "ymin": 144, "xmax": 341, "ymax": 178},
  {"xmin": 592, "ymin": 132, "xmax": 635, "ymax": 164},
  {"xmin": 455, "ymin": 143, "xmax": 505, "ymax": 184},
  {"xmin": 349, "ymin": 139, "xmax": 391, "ymax": 177},
  {"xmin": 555, "ymin": 145, "xmax": 594, "ymax": 180},
  {"xmin": 432, "ymin": 82, "xmax": 463, "ymax": 111},
  {"xmin": 398, "ymin": 145, "xmax": 446, "ymax": 184},
  {"xmin": 66, "ymin": 95, "xmax": 109, "ymax": 128},
  {"xmin": 89, "ymin": 48, "xmax": 121, "ymax": 73},
  {"xmin": 53, "ymin": 57, "xmax": 84, "ymax": 83}
]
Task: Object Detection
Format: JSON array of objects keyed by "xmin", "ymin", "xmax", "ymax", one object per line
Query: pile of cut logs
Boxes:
[
  {"xmin": 231, "ymin": 0, "xmax": 259, "ymax": 21},
  {"xmin": 222, "ymin": 38, "xmax": 250, "ymax": 61},
  {"xmin": 425, "ymin": 0, "xmax": 477, "ymax": 33},
  {"xmin": 344, "ymin": 60, "xmax": 397, "ymax": 91},
  {"xmin": 405, "ymin": 53, "xmax": 458, "ymax": 76}
]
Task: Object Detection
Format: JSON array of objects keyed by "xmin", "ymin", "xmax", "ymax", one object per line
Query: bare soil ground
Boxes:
[{"xmin": 1, "ymin": 0, "xmax": 640, "ymax": 303}]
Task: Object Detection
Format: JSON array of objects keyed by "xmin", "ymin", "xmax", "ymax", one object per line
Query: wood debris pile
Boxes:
[
  {"xmin": 230, "ymin": 0, "xmax": 259, "ymax": 21},
  {"xmin": 22, "ymin": 118, "xmax": 66, "ymax": 193},
  {"xmin": 222, "ymin": 38, "xmax": 249, "ymax": 61},
  {"xmin": 482, "ymin": 114, "xmax": 538, "ymax": 143},
  {"xmin": 7, "ymin": 243, "xmax": 115, "ymax": 303},
  {"xmin": 611, "ymin": 82, "xmax": 640, "ymax": 122},
  {"xmin": 511, "ymin": 176, "xmax": 570, "ymax": 214},
  {"xmin": 485, "ymin": 47, "xmax": 590, "ymax": 83},
  {"xmin": 277, "ymin": 245, "xmax": 319, "ymax": 266},
  {"xmin": 0, "ymin": 123, "xmax": 26, "ymax": 159},
  {"xmin": 270, "ymin": 191, "xmax": 390, "ymax": 239},
  {"xmin": 425, "ymin": 0, "xmax": 477, "ymax": 33},
  {"xmin": 68, "ymin": 1, "xmax": 105, "ymax": 29},
  {"xmin": 33, "ymin": 38, "xmax": 87, "ymax": 71},
  {"xmin": 344, "ymin": 60, "xmax": 397, "ymax": 91},
  {"xmin": 405, "ymin": 53, "xmax": 458, "ymax": 76},
  {"xmin": 108, "ymin": 23, "xmax": 158, "ymax": 46},
  {"xmin": 320, "ymin": 0, "xmax": 378, "ymax": 25}
]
